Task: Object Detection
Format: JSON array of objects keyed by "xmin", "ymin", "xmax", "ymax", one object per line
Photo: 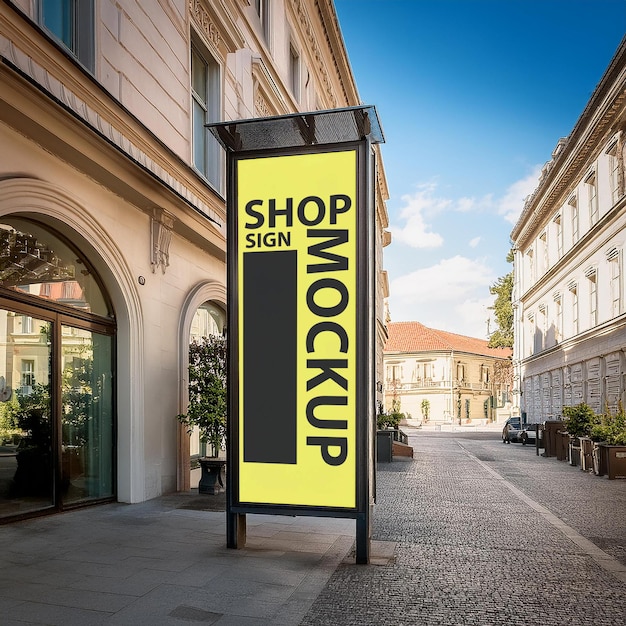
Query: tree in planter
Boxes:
[
  {"xmin": 563, "ymin": 403, "xmax": 597, "ymax": 467},
  {"xmin": 590, "ymin": 403, "xmax": 626, "ymax": 479},
  {"xmin": 178, "ymin": 335, "xmax": 227, "ymax": 458},
  {"xmin": 591, "ymin": 403, "xmax": 626, "ymax": 445},
  {"xmin": 562, "ymin": 403, "xmax": 596, "ymax": 438},
  {"xmin": 421, "ymin": 399, "xmax": 430, "ymax": 423}
]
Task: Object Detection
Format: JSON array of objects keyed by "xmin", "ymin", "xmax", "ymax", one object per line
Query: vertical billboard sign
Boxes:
[{"xmin": 232, "ymin": 147, "xmax": 362, "ymax": 511}]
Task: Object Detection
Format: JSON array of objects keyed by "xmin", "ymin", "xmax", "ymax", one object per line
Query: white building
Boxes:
[
  {"xmin": 0, "ymin": 0, "xmax": 389, "ymax": 522},
  {"xmin": 511, "ymin": 36, "xmax": 626, "ymax": 423}
]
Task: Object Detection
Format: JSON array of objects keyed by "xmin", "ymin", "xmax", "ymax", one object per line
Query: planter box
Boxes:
[
  {"xmin": 568, "ymin": 437, "xmax": 580, "ymax": 466},
  {"xmin": 556, "ymin": 431, "xmax": 570, "ymax": 461},
  {"xmin": 542, "ymin": 421, "xmax": 565, "ymax": 457},
  {"xmin": 376, "ymin": 430, "xmax": 393, "ymax": 463},
  {"xmin": 592, "ymin": 443, "xmax": 608, "ymax": 477},
  {"xmin": 579, "ymin": 437, "xmax": 594, "ymax": 472},
  {"xmin": 606, "ymin": 445, "xmax": 626, "ymax": 480}
]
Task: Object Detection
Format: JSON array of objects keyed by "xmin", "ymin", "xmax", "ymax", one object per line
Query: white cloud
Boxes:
[
  {"xmin": 469, "ymin": 236, "xmax": 481, "ymax": 248},
  {"xmin": 388, "ymin": 183, "xmax": 446, "ymax": 248},
  {"xmin": 497, "ymin": 165, "xmax": 543, "ymax": 225},
  {"xmin": 456, "ymin": 197, "xmax": 477, "ymax": 213},
  {"xmin": 388, "ymin": 256, "xmax": 496, "ymax": 338}
]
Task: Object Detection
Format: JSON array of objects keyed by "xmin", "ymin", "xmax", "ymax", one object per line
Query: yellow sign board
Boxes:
[{"xmin": 236, "ymin": 149, "xmax": 358, "ymax": 508}]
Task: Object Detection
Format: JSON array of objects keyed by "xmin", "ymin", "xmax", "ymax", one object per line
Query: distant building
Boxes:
[
  {"xmin": 0, "ymin": 0, "xmax": 389, "ymax": 522},
  {"xmin": 511, "ymin": 37, "xmax": 626, "ymax": 423},
  {"xmin": 383, "ymin": 322, "xmax": 512, "ymax": 425}
]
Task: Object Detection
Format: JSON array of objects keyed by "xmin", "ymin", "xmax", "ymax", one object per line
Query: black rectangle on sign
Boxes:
[{"xmin": 243, "ymin": 250, "xmax": 297, "ymax": 463}]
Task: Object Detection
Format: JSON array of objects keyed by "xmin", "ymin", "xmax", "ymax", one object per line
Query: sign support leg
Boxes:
[
  {"xmin": 227, "ymin": 512, "xmax": 246, "ymax": 548},
  {"xmin": 355, "ymin": 507, "xmax": 370, "ymax": 564}
]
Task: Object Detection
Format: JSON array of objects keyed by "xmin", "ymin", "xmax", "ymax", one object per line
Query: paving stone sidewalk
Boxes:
[
  {"xmin": 1, "ymin": 430, "xmax": 625, "ymax": 625},
  {"xmin": 301, "ymin": 430, "xmax": 626, "ymax": 626}
]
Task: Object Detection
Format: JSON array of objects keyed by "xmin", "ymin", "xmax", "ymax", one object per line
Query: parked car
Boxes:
[
  {"xmin": 520, "ymin": 424, "xmax": 539, "ymax": 445},
  {"xmin": 502, "ymin": 417, "xmax": 522, "ymax": 444}
]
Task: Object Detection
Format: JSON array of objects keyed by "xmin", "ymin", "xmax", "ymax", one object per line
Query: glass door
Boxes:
[
  {"xmin": 0, "ymin": 308, "xmax": 53, "ymax": 518},
  {"xmin": 61, "ymin": 325, "xmax": 114, "ymax": 505}
]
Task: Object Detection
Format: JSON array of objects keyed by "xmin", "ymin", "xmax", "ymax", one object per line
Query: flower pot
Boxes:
[{"xmin": 198, "ymin": 458, "xmax": 226, "ymax": 494}]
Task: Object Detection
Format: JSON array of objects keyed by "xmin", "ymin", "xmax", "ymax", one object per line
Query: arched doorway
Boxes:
[
  {"xmin": 188, "ymin": 301, "xmax": 226, "ymax": 463},
  {"xmin": 0, "ymin": 216, "xmax": 116, "ymax": 521},
  {"xmin": 178, "ymin": 282, "xmax": 226, "ymax": 491}
]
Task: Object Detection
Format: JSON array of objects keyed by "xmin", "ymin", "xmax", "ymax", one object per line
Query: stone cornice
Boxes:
[
  {"xmin": 511, "ymin": 38, "xmax": 626, "ymax": 249},
  {"xmin": 313, "ymin": 0, "xmax": 359, "ymax": 105},
  {"xmin": 290, "ymin": 0, "xmax": 338, "ymax": 107}
]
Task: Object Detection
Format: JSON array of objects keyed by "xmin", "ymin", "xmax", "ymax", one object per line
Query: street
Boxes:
[{"xmin": 302, "ymin": 428, "xmax": 626, "ymax": 626}]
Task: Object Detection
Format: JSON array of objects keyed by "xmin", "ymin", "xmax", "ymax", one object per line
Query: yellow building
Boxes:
[{"xmin": 384, "ymin": 322, "xmax": 512, "ymax": 425}]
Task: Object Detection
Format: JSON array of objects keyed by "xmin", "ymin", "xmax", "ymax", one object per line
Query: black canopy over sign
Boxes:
[{"xmin": 207, "ymin": 105, "xmax": 384, "ymax": 152}]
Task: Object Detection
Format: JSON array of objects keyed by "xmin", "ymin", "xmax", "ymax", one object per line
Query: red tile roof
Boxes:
[{"xmin": 385, "ymin": 321, "xmax": 512, "ymax": 359}]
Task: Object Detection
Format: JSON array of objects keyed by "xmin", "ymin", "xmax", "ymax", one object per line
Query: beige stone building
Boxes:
[
  {"xmin": 384, "ymin": 322, "xmax": 512, "ymax": 426},
  {"xmin": 511, "ymin": 37, "xmax": 626, "ymax": 423},
  {"xmin": 0, "ymin": 0, "xmax": 389, "ymax": 522}
]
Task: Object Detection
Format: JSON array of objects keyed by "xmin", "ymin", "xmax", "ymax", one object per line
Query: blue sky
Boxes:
[{"xmin": 334, "ymin": 0, "xmax": 626, "ymax": 339}]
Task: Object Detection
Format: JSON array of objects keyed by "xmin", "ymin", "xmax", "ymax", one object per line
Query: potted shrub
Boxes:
[
  {"xmin": 592, "ymin": 402, "xmax": 626, "ymax": 480},
  {"xmin": 590, "ymin": 416, "xmax": 611, "ymax": 477},
  {"xmin": 178, "ymin": 335, "xmax": 227, "ymax": 494},
  {"xmin": 376, "ymin": 403, "xmax": 404, "ymax": 463},
  {"xmin": 562, "ymin": 403, "xmax": 595, "ymax": 468}
]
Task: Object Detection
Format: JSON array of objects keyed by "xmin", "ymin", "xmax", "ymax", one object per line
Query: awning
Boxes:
[{"xmin": 205, "ymin": 105, "xmax": 384, "ymax": 153}]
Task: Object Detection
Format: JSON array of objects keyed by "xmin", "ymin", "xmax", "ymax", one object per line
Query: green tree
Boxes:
[{"xmin": 488, "ymin": 249, "xmax": 514, "ymax": 348}]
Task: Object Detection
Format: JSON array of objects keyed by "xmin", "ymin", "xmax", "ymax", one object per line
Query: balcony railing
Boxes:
[{"xmin": 386, "ymin": 379, "xmax": 492, "ymax": 392}]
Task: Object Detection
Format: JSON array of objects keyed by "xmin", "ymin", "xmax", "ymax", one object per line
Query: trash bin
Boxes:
[{"xmin": 376, "ymin": 430, "xmax": 393, "ymax": 463}]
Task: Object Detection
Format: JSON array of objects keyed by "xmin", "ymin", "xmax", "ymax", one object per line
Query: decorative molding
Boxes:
[
  {"xmin": 252, "ymin": 56, "xmax": 287, "ymax": 114},
  {"xmin": 513, "ymin": 72, "xmax": 626, "ymax": 248},
  {"xmin": 189, "ymin": 0, "xmax": 245, "ymax": 55},
  {"xmin": 291, "ymin": 0, "xmax": 336, "ymax": 107},
  {"xmin": 189, "ymin": 0, "xmax": 221, "ymax": 49},
  {"xmin": 255, "ymin": 92, "xmax": 272, "ymax": 118},
  {"xmin": 151, "ymin": 209, "xmax": 175, "ymax": 273},
  {"xmin": 617, "ymin": 130, "xmax": 625, "ymax": 197}
]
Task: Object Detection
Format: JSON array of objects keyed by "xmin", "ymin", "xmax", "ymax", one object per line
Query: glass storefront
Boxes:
[
  {"xmin": 0, "ymin": 218, "xmax": 115, "ymax": 521},
  {"xmin": 61, "ymin": 326, "xmax": 114, "ymax": 505}
]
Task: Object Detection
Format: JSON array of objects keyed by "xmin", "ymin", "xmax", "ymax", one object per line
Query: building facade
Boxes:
[
  {"xmin": 383, "ymin": 322, "xmax": 512, "ymax": 426},
  {"xmin": 0, "ymin": 0, "xmax": 389, "ymax": 522},
  {"xmin": 511, "ymin": 37, "xmax": 626, "ymax": 424}
]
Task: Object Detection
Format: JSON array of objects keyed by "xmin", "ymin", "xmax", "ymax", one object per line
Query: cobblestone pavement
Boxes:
[{"xmin": 301, "ymin": 430, "xmax": 626, "ymax": 626}]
